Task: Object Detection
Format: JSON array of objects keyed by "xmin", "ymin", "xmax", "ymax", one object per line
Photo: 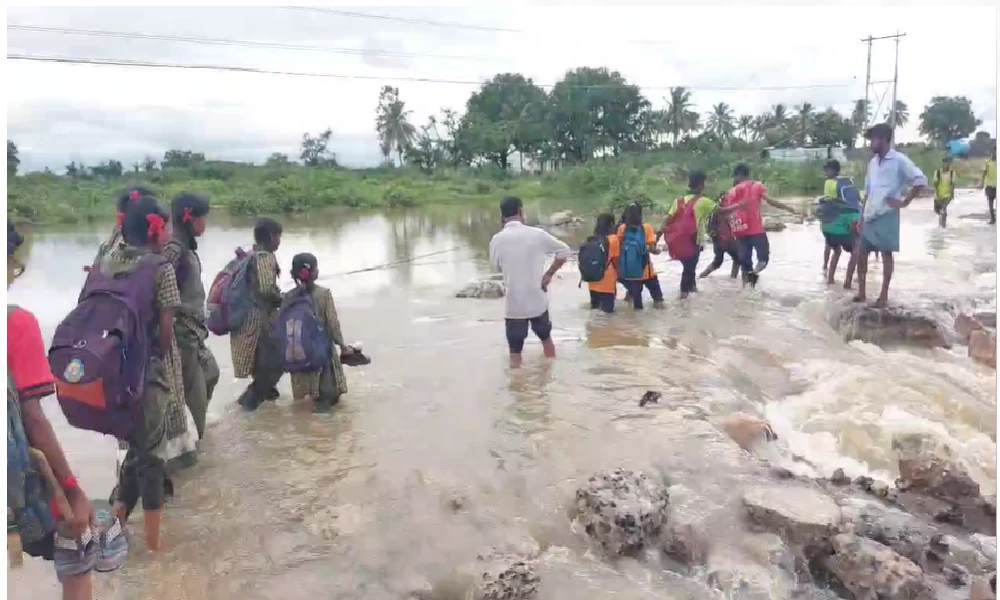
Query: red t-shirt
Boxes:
[
  {"xmin": 8, "ymin": 307, "xmax": 61, "ymax": 518},
  {"xmin": 8, "ymin": 307, "xmax": 56, "ymax": 402},
  {"xmin": 726, "ymin": 181, "xmax": 767, "ymax": 237}
]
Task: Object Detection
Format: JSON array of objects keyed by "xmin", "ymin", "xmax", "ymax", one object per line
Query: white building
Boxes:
[{"xmin": 764, "ymin": 147, "xmax": 848, "ymax": 163}]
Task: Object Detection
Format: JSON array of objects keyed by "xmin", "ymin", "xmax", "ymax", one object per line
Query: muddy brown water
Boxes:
[{"xmin": 8, "ymin": 192, "xmax": 997, "ymax": 599}]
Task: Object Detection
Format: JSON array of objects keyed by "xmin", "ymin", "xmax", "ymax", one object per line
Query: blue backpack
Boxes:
[
  {"xmin": 273, "ymin": 288, "xmax": 331, "ymax": 373},
  {"xmin": 7, "ymin": 305, "xmax": 56, "ymax": 548},
  {"xmin": 618, "ymin": 225, "xmax": 648, "ymax": 280}
]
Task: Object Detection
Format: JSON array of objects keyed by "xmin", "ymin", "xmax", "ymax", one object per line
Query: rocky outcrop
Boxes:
[
  {"xmin": 455, "ymin": 281, "xmax": 505, "ymax": 299},
  {"xmin": 829, "ymin": 302, "xmax": 949, "ymax": 349},
  {"xmin": 969, "ymin": 329, "xmax": 997, "ymax": 368},
  {"xmin": 476, "ymin": 554, "xmax": 540, "ymax": 600},
  {"xmin": 574, "ymin": 468, "xmax": 670, "ymax": 556},
  {"xmin": 544, "ymin": 210, "xmax": 583, "ymax": 228},
  {"xmin": 974, "ymin": 311, "xmax": 997, "ymax": 328},
  {"xmin": 743, "ymin": 485, "xmax": 841, "ymax": 551},
  {"xmin": 762, "ymin": 218, "xmax": 787, "ymax": 232},
  {"xmin": 893, "ymin": 434, "xmax": 981, "ymax": 506},
  {"xmin": 956, "ymin": 313, "xmax": 986, "ymax": 343},
  {"xmin": 722, "ymin": 415, "xmax": 778, "ymax": 453},
  {"xmin": 824, "ymin": 533, "xmax": 936, "ymax": 600}
]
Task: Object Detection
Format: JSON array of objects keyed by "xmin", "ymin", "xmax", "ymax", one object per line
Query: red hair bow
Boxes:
[
  {"xmin": 182, "ymin": 207, "xmax": 193, "ymax": 223},
  {"xmin": 298, "ymin": 268, "xmax": 311, "ymax": 281},
  {"xmin": 129, "ymin": 190, "xmax": 141, "ymax": 201},
  {"xmin": 146, "ymin": 214, "xmax": 165, "ymax": 240}
]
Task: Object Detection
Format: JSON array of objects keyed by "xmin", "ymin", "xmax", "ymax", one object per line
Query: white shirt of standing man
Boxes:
[{"xmin": 489, "ymin": 212, "xmax": 571, "ymax": 320}]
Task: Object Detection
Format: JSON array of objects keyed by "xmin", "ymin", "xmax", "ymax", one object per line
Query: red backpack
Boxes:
[{"xmin": 662, "ymin": 196, "xmax": 700, "ymax": 260}]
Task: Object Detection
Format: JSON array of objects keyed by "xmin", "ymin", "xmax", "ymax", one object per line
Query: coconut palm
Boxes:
[
  {"xmin": 751, "ymin": 115, "xmax": 769, "ymax": 142},
  {"xmin": 737, "ymin": 115, "xmax": 754, "ymax": 142},
  {"xmin": 664, "ymin": 87, "xmax": 700, "ymax": 145},
  {"xmin": 770, "ymin": 104, "xmax": 789, "ymax": 128},
  {"xmin": 795, "ymin": 102, "xmax": 815, "ymax": 146},
  {"xmin": 375, "ymin": 86, "xmax": 418, "ymax": 166},
  {"xmin": 706, "ymin": 102, "xmax": 735, "ymax": 141},
  {"xmin": 884, "ymin": 100, "xmax": 909, "ymax": 130}
]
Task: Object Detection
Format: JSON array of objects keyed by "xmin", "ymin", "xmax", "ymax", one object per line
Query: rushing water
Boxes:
[{"xmin": 9, "ymin": 191, "xmax": 997, "ymax": 599}]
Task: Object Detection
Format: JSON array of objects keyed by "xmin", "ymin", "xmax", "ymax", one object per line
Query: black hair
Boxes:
[
  {"xmin": 121, "ymin": 196, "xmax": 170, "ymax": 247},
  {"xmin": 824, "ymin": 160, "xmax": 841, "ymax": 174},
  {"xmin": 500, "ymin": 196, "xmax": 522, "ymax": 219},
  {"xmin": 8, "ymin": 222, "xmax": 24, "ymax": 257},
  {"xmin": 171, "ymin": 193, "xmax": 211, "ymax": 245},
  {"xmin": 291, "ymin": 252, "xmax": 318, "ymax": 290},
  {"xmin": 253, "ymin": 218, "xmax": 283, "ymax": 246},
  {"xmin": 864, "ymin": 123, "xmax": 893, "ymax": 143},
  {"xmin": 116, "ymin": 185, "xmax": 158, "ymax": 215},
  {"xmin": 733, "ymin": 164, "xmax": 751, "ymax": 179},
  {"xmin": 594, "ymin": 213, "xmax": 616, "ymax": 237},
  {"xmin": 624, "ymin": 202, "xmax": 643, "ymax": 228},
  {"xmin": 688, "ymin": 170, "xmax": 707, "ymax": 192}
]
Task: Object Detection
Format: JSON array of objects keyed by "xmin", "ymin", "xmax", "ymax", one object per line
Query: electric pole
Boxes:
[
  {"xmin": 860, "ymin": 32, "xmax": 906, "ymax": 133},
  {"xmin": 888, "ymin": 31, "xmax": 901, "ymax": 147}
]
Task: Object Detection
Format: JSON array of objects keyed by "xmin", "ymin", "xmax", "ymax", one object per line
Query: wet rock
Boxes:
[
  {"xmin": 840, "ymin": 498, "xmax": 936, "ymax": 567},
  {"xmin": 830, "ymin": 468, "xmax": 851, "ymax": 486},
  {"xmin": 969, "ymin": 329, "xmax": 997, "ymax": 368},
  {"xmin": 956, "ymin": 313, "xmax": 986, "ymax": 343},
  {"xmin": 638, "ymin": 390, "xmax": 661, "ymax": 407},
  {"xmin": 476, "ymin": 554, "xmax": 540, "ymax": 600},
  {"xmin": 972, "ymin": 534, "xmax": 998, "ymax": 566},
  {"xmin": 706, "ymin": 554, "xmax": 793, "ymax": 600},
  {"xmin": 660, "ymin": 487, "xmax": 711, "ymax": 567},
  {"xmin": 823, "ymin": 533, "xmax": 936, "ymax": 600},
  {"xmin": 893, "ymin": 434, "xmax": 980, "ymax": 505},
  {"xmin": 969, "ymin": 573, "xmax": 997, "ymax": 600},
  {"xmin": 721, "ymin": 414, "xmax": 777, "ymax": 453},
  {"xmin": 574, "ymin": 468, "xmax": 670, "ymax": 556},
  {"xmin": 456, "ymin": 281, "xmax": 505, "ymax": 299},
  {"xmin": 545, "ymin": 210, "xmax": 583, "ymax": 227},
  {"xmin": 762, "ymin": 218, "xmax": 787, "ymax": 232},
  {"xmin": 975, "ymin": 311, "xmax": 998, "ymax": 328},
  {"xmin": 830, "ymin": 302, "xmax": 949, "ymax": 349},
  {"xmin": 743, "ymin": 485, "xmax": 840, "ymax": 551}
]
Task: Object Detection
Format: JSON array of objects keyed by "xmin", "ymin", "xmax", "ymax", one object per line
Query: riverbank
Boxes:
[{"xmin": 8, "ymin": 148, "xmax": 980, "ymax": 225}]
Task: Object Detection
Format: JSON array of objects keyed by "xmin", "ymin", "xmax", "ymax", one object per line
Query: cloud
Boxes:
[{"xmin": 7, "ymin": 6, "xmax": 997, "ymax": 171}]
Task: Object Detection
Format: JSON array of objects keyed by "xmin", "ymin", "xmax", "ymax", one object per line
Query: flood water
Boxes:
[{"xmin": 9, "ymin": 191, "xmax": 997, "ymax": 599}]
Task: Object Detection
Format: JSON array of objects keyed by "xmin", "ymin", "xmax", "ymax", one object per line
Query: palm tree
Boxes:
[
  {"xmin": 376, "ymin": 86, "xmax": 418, "ymax": 166},
  {"xmin": 884, "ymin": 100, "xmax": 909, "ymax": 130},
  {"xmin": 770, "ymin": 104, "xmax": 789, "ymax": 128},
  {"xmin": 850, "ymin": 99, "xmax": 870, "ymax": 147},
  {"xmin": 737, "ymin": 115, "xmax": 754, "ymax": 142},
  {"xmin": 751, "ymin": 115, "xmax": 769, "ymax": 142},
  {"xmin": 795, "ymin": 102, "xmax": 815, "ymax": 146},
  {"xmin": 665, "ymin": 87, "xmax": 699, "ymax": 145},
  {"xmin": 707, "ymin": 102, "xmax": 735, "ymax": 140}
]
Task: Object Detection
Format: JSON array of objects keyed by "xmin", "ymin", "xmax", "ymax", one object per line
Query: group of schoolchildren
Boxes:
[
  {"xmin": 7, "ymin": 186, "xmax": 359, "ymax": 599},
  {"xmin": 579, "ymin": 164, "xmax": 805, "ymax": 306}
]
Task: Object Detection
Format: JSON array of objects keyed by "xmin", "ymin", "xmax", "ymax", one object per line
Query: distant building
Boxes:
[{"xmin": 763, "ymin": 147, "xmax": 848, "ymax": 163}]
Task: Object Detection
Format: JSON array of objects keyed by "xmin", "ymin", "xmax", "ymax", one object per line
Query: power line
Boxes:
[
  {"xmin": 278, "ymin": 7, "xmax": 524, "ymax": 34},
  {"xmin": 6, "ymin": 53, "xmax": 857, "ymax": 93},
  {"xmin": 8, "ymin": 24, "xmax": 499, "ymax": 63}
]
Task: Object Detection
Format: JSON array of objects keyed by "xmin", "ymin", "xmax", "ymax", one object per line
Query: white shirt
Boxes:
[
  {"xmin": 864, "ymin": 149, "xmax": 928, "ymax": 220},
  {"xmin": 489, "ymin": 220, "xmax": 571, "ymax": 319}
]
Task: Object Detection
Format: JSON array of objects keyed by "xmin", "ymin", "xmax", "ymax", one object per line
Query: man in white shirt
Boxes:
[
  {"xmin": 488, "ymin": 196, "xmax": 571, "ymax": 367},
  {"xmin": 855, "ymin": 123, "xmax": 927, "ymax": 307}
]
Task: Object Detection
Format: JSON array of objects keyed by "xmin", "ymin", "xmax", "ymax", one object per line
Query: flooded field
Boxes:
[{"xmin": 9, "ymin": 191, "xmax": 997, "ymax": 599}]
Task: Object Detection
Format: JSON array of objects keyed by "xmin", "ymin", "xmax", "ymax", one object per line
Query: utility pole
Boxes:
[
  {"xmin": 888, "ymin": 30, "xmax": 901, "ymax": 147},
  {"xmin": 860, "ymin": 32, "xmax": 906, "ymax": 131}
]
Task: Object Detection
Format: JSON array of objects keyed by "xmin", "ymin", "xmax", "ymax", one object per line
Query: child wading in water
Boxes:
[
  {"xmin": 662, "ymin": 170, "xmax": 717, "ymax": 299},
  {"xmin": 284, "ymin": 253, "xmax": 350, "ymax": 412},
  {"xmin": 163, "ymin": 193, "xmax": 220, "ymax": 440},
  {"xmin": 932, "ymin": 155, "xmax": 956, "ymax": 228}
]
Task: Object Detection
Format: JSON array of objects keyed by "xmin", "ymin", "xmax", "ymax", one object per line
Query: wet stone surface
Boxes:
[{"xmin": 574, "ymin": 468, "xmax": 670, "ymax": 556}]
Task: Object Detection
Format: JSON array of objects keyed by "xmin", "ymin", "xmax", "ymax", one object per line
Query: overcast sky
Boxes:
[{"xmin": 7, "ymin": 5, "xmax": 998, "ymax": 173}]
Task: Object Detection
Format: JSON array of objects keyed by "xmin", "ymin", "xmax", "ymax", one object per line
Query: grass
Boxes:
[{"xmin": 8, "ymin": 147, "xmax": 981, "ymax": 225}]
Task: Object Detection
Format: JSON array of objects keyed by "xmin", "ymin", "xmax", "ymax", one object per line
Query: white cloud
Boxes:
[{"xmin": 7, "ymin": 6, "xmax": 998, "ymax": 172}]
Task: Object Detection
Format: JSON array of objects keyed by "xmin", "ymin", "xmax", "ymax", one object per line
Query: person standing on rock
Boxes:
[
  {"xmin": 489, "ymin": 196, "xmax": 570, "ymax": 368},
  {"xmin": 853, "ymin": 123, "xmax": 927, "ymax": 308}
]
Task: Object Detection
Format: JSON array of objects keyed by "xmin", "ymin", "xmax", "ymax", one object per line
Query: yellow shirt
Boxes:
[
  {"xmin": 934, "ymin": 169, "xmax": 955, "ymax": 200},
  {"xmin": 823, "ymin": 178, "xmax": 838, "ymax": 199},
  {"xmin": 984, "ymin": 160, "xmax": 997, "ymax": 188}
]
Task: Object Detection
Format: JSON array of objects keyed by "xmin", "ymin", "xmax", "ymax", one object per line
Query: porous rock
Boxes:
[
  {"xmin": 477, "ymin": 554, "xmax": 540, "ymax": 600},
  {"xmin": 893, "ymin": 434, "xmax": 980, "ymax": 505},
  {"xmin": 829, "ymin": 301, "xmax": 949, "ymax": 349},
  {"xmin": 575, "ymin": 468, "xmax": 670, "ymax": 556},
  {"xmin": 823, "ymin": 533, "xmax": 936, "ymax": 600},
  {"xmin": 456, "ymin": 281, "xmax": 505, "ymax": 299}
]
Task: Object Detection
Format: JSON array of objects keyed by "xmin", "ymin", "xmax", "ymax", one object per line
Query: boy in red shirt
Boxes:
[{"xmin": 720, "ymin": 164, "xmax": 803, "ymax": 286}]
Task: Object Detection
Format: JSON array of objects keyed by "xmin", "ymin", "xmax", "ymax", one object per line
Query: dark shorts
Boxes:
[
  {"xmin": 986, "ymin": 186, "xmax": 996, "ymax": 202},
  {"xmin": 822, "ymin": 231, "xmax": 856, "ymax": 253},
  {"xmin": 736, "ymin": 233, "xmax": 770, "ymax": 269},
  {"xmin": 589, "ymin": 291, "xmax": 615, "ymax": 313},
  {"xmin": 933, "ymin": 198, "xmax": 951, "ymax": 214},
  {"xmin": 23, "ymin": 532, "xmax": 56, "ymax": 561},
  {"xmin": 505, "ymin": 311, "xmax": 553, "ymax": 354}
]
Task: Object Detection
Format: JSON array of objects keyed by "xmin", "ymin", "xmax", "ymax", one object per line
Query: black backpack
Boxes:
[{"xmin": 578, "ymin": 236, "xmax": 611, "ymax": 283}]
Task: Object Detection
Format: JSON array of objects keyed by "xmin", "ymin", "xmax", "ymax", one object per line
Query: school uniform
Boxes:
[
  {"xmin": 587, "ymin": 234, "xmax": 620, "ymax": 313},
  {"xmin": 287, "ymin": 285, "xmax": 349, "ymax": 404},
  {"xmin": 615, "ymin": 222, "xmax": 663, "ymax": 308},
  {"xmin": 231, "ymin": 247, "xmax": 284, "ymax": 409}
]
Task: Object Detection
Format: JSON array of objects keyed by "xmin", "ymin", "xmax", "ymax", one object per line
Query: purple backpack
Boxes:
[
  {"xmin": 272, "ymin": 288, "xmax": 330, "ymax": 373},
  {"xmin": 48, "ymin": 254, "xmax": 164, "ymax": 440}
]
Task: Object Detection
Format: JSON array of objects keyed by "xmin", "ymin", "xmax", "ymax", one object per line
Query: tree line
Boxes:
[{"xmin": 6, "ymin": 68, "xmax": 987, "ymax": 178}]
